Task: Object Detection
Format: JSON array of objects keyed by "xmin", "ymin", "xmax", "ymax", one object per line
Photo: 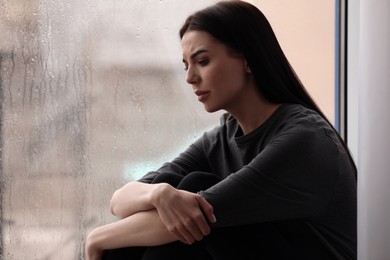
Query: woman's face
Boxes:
[{"xmin": 181, "ymin": 30, "xmax": 251, "ymax": 113}]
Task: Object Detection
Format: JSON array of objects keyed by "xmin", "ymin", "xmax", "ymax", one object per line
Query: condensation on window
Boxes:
[
  {"xmin": 0, "ymin": 0, "xmax": 218, "ymax": 259},
  {"xmin": 0, "ymin": 0, "xmax": 335, "ymax": 259}
]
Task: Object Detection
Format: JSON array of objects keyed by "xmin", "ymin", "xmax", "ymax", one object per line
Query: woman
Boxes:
[{"xmin": 86, "ymin": 1, "xmax": 357, "ymax": 259}]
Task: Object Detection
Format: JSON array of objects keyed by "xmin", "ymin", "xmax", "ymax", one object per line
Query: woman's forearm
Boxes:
[
  {"xmin": 110, "ymin": 181, "xmax": 166, "ymax": 218},
  {"xmin": 87, "ymin": 185, "xmax": 215, "ymax": 260},
  {"xmin": 87, "ymin": 209, "xmax": 177, "ymax": 253}
]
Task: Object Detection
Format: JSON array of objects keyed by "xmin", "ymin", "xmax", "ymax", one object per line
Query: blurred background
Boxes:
[{"xmin": 0, "ymin": 0, "xmax": 336, "ymax": 259}]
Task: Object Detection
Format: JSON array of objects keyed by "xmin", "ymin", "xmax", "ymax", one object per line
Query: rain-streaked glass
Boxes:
[{"xmin": 0, "ymin": 0, "xmax": 335, "ymax": 259}]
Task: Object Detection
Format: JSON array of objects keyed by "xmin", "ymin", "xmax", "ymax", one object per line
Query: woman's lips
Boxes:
[{"xmin": 195, "ymin": 90, "xmax": 210, "ymax": 102}]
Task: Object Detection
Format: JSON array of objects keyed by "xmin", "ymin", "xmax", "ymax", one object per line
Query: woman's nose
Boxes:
[{"xmin": 186, "ymin": 67, "xmax": 199, "ymax": 85}]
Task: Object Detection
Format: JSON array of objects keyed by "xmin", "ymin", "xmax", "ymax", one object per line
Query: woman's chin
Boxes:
[{"xmin": 203, "ymin": 104, "xmax": 220, "ymax": 113}]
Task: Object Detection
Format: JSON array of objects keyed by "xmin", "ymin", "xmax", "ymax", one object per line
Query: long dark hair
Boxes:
[{"xmin": 179, "ymin": 0, "xmax": 357, "ymax": 173}]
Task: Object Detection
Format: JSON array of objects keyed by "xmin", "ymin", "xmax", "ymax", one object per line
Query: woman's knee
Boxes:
[
  {"xmin": 177, "ymin": 171, "xmax": 221, "ymax": 192},
  {"xmin": 151, "ymin": 171, "xmax": 221, "ymax": 192},
  {"xmin": 151, "ymin": 172, "xmax": 184, "ymax": 187}
]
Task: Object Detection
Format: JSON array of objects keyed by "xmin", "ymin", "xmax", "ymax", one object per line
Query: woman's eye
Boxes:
[
  {"xmin": 198, "ymin": 59, "xmax": 209, "ymax": 66},
  {"xmin": 182, "ymin": 59, "xmax": 208, "ymax": 71}
]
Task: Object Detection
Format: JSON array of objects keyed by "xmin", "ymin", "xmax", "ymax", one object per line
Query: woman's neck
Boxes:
[{"xmin": 228, "ymin": 90, "xmax": 281, "ymax": 136}]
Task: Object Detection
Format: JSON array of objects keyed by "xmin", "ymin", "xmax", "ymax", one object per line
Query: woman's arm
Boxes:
[
  {"xmin": 111, "ymin": 183, "xmax": 215, "ymax": 242},
  {"xmin": 87, "ymin": 184, "xmax": 216, "ymax": 259},
  {"xmin": 86, "ymin": 210, "xmax": 176, "ymax": 260},
  {"xmin": 111, "ymin": 136, "xmax": 211, "ymax": 219},
  {"xmin": 110, "ymin": 181, "xmax": 163, "ymax": 218}
]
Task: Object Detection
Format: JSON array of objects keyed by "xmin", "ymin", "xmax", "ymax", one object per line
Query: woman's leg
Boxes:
[
  {"xmin": 204, "ymin": 222, "xmax": 304, "ymax": 260},
  {"xmin": 204, "ymin": 219, "xmax": 336, "ymax": 260},
  {"xmin": 102, "ymin": 246, "xmax": 145, "ymax": 260}
]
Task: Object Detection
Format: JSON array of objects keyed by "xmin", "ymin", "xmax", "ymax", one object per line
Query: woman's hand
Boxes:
[{"xmin": 151, "ymin": 183, "xmax": 216, "ymax": 245}]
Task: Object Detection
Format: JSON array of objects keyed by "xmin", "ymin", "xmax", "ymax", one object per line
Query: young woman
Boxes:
[{"xmin": 86, "ymin": 1, "xmax": 357, "ymax": 259}]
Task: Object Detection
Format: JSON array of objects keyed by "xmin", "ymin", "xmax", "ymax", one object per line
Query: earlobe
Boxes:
[
  {"xmin": 244, "ymin": 60, "xmax": 252, "ymax": 73},
  {"xmin": 245, "ymin": 63, "xmax": 252, "ymax": 73}
]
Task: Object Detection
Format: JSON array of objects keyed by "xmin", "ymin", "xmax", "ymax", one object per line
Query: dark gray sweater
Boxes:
[{"xmin": 139, "ymin": 103, "xmax": 357, "ymax": 259}]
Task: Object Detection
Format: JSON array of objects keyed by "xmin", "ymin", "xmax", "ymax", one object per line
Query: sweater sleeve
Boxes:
[{"xmin": 199, "ymin": 125, "xmax": 341, "ymax": 227}]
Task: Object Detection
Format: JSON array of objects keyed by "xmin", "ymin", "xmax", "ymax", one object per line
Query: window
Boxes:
[{"xmin": 0, "ymin": 1, "xmax": 338, "ymax": 258}]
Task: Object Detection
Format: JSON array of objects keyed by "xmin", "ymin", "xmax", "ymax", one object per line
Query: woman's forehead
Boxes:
[{"xmin": 181, "ymin": 31, "xmax": 221, "ymax": 57}]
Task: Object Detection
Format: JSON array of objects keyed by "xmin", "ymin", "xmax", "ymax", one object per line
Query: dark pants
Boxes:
[{"xmin": 102, "ymin": 172, "xmax": 329, "ymax": 260}]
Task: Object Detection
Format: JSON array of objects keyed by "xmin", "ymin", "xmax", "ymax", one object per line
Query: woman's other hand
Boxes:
[{"xmin": 151, "ymin": 183, "xmax": 216, "ymax": 245}]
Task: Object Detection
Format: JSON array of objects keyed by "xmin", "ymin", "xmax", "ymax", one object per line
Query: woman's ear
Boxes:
[{"xmin": 245, "ymin": 61, "xmax": 252, "ymax": 73}]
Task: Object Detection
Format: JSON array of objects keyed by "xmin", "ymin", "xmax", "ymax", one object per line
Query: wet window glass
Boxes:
[{"xmin": 0, "ymin": 0, "xmax": 335, "ymax": 258}]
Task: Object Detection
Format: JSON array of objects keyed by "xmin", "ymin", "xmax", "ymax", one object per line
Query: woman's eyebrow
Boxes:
[
  {"xmin": 182, "ymin": 49, "xmax": 209, "ymax": 63},
  {"xmin": 190, "ymin": 49, "xmax": 208, "ymax": 59}
]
